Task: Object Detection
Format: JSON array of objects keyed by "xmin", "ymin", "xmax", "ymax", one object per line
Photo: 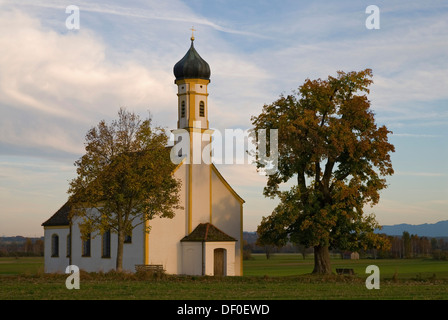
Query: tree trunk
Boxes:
[
  {"xmin": 116, "ymin": 229, "xmax": 124, "ymax": 272},
  {"xmin": 312, "ymin": 245, "xmax": 332, "ymax": 274},
  {"xmin": 265, "ymin": 246, "xmax": 271, "ymax": 260}
]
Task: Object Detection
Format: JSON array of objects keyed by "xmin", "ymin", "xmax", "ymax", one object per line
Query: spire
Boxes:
[{"xmin": 173, "ymin": 32, "xmax": 211, "ymax": 82}]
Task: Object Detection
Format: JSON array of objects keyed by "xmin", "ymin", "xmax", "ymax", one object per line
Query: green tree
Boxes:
[
  {"xmin": 68, "ymin": 108, "xmax": 182, "ymax": 271},
  {"xmin": 256, "ymin": 212, "xmax": 289, "ymax": 259},
  {"xmin": 251, "ymin": 69, "xmax": 394, "ymax": 274},
  {"xmin": 24, "ymin": 238, "xmax": 33, "ymax": 254},
  {"xmin": 402, "ymin": 231, "xmax": 412, "ymax": 258}
]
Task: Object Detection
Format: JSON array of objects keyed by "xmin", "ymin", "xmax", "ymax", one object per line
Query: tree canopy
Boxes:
[{"xmin": 251, "ymin": 69, "xmax": 394, "ymax": 274}]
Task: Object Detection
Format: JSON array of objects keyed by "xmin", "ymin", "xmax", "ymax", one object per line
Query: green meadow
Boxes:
[
  {"xmin": 0, "ymin": 255, "xmax": 447, "ymax": 300},
  {"xmin": 245, "ymin": 253, "xmax": 448, "ymax": 279}
]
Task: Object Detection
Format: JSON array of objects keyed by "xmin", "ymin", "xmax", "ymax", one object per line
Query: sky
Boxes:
[{"xmin": 0, "ymin": 0, "xmax": 447, "ymax": 236}]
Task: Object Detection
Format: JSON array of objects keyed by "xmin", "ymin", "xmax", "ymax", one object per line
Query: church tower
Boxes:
[
  {"xmin": 173, "ymin": 34, "xmax": 213, "ymax": 233},
  {"xmin": 173, "ymin": 33, "xmax": 211, "ymax": 130}
]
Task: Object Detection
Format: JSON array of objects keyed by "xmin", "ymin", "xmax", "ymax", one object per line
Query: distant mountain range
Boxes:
[
  {"xmin": 376, "ymin": 220, "xmax": 448, "ymax": 237},
  {"xmin": 243, "ymin": 220, "xmax": 448, "ymax": 244},
  {"xmin": 1, "ymin": 221, "xmax": 447, "ymax": 244},
  {"xmin": 0, "ymin": 236, "xmax": 43, "ymax": 244}
]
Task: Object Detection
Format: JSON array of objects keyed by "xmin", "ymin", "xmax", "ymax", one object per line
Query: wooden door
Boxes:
[{"xmin": 214, "ymin": 248, "xmax": 225, "ymax": 276}]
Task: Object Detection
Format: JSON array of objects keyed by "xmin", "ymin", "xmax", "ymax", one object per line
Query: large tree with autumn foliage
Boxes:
[{"xmin": 251, "ymin": 69, "xmax": 394, "ymax": 274}]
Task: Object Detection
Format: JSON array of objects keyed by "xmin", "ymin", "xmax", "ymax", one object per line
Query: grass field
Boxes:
[
  {"xmin": 0, "ymin": 255, "xmax": 447, "ymax": 300},
  {"xmin": 245, "ymin": 253, "xmax": 448, "ymax": 279},
  {"xmin": 0, "ymin": 256, "xmax": 44, "ymax": 276}
]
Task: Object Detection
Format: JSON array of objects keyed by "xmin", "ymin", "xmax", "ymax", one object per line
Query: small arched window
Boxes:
[
  {"xmin": 199, "ymin": 101, "xmax": 205, "ymax": 117},
  {"xmin": 51, "ymin": 234, "xmax": 59, "ymax": 257},
  {"xmin": 181, "ymin": 101, "xmax": 186, "ymax": 118}
]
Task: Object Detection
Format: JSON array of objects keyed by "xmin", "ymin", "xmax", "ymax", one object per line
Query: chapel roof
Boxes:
[
  {"xmin": 41, "ymin": 202, "xmax": 71, "ymax": 227},
  {"xmin": 180, "ymin": 223, "xmax": 236, "ymax": 242}
]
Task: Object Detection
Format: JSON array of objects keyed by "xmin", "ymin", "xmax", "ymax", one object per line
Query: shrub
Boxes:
[
  {"xmin": 135, "ymin": 269, "xmax": 167, "ymax": 281},
  {"xmin": 243, "ymin": 249, "xmax": 253, "ymax": 260},
  {"xmin": 432, "ymin": 249, "xmax": 448, "ymax": 260}
]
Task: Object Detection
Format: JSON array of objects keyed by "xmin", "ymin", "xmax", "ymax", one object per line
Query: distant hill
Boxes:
[
  {"xmin": 244, "ymin": 220, "xmax": 448, "ymax": 242},
  {"xmin": 0, "ymin": 236, "xmax": 44, "ymax": 244},
  {"xmin": 377, "ymin": 220, "xmax": 448, "ymax": 237},
  {"xmin": 243, "ymin": 231, "xmax": 258, "ymax": 244}
]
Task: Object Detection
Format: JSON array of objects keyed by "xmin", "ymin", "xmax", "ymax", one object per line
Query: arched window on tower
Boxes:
[
  {"xmin": 199, "ymin": 101, "xmax": 205, "ymax": 117},
  {"xmin": 181, "ymin": 101, "xmax": 186, "ymax": 118}
]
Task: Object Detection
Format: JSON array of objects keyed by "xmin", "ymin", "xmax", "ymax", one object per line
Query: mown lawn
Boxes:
[
  {"xmin": 244, "ymin": 253, "xmax": 448, "ymax": 280},
  {"xmin": 0, "ymin": 257, "xmax": 44, "ymax": 275},
  {"xmin": 0, "ymin": 256, "xmax": 447, "ymax": 300}
]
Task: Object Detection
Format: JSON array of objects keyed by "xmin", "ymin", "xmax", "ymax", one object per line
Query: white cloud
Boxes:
[
  {"xmin": 0, "ymin": 9, "xmax": 176, "ymax": 157},
  {"xmin": 246, "ymin": 4, "xmax": 448, "ymax": 120},
  {"xmin": 0, "ymin": 10, "xmax": 174, "ymax": 116}
]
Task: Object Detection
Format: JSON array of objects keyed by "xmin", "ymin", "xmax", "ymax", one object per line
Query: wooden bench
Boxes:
[
  {"xmin": 135, "ymin": 264, "xmax": 165, "ymax": 273},
  {"xmin": 336, "ymin": 268, "xmax": 355, "ymax": 275}
]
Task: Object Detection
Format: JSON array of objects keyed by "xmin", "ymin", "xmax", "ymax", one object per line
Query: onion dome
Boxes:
[{"xmin": 174, "ymin": 39, "xmax": 211, "ymax": 81}]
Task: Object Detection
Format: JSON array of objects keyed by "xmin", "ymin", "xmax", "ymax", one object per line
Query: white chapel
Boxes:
[{"xmin": 42, "ymin": 36, "xmax": 244, "ymax": 276}]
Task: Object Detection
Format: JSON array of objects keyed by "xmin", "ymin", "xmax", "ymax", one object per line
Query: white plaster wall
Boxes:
[
  {"xmin": 44, "ymin": 227, "xmax": 70, "ymax": 273},
  {"xmin": 194, "ymin": 83, "xmax": 207, "ymax": 94},
  {"xmin": 211, "ymin": 168, "xmax": 243, "ymax": 276},
  {"xmin": 181, "ymin": 242, "xmax": 203, "ymax": 275},
  {"xmin": 70, "ymin": 214, "xmax": 144, "ymax": 273},
  {"xmin": 191, "ymin": 163, "xmax": 211, "ymax": 227},
  {"xmin": 146, "ymin": 164, "xmax": 187, "ymax": 274}
]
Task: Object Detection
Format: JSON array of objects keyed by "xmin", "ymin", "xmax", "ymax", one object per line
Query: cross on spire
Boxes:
[{"xmin": 190, "ymin": 26, "xmax": 196, "ymax": 41}]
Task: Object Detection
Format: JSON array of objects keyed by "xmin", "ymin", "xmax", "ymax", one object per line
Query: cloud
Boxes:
[
  {"xmin": 0, "ymin": 2, "xmax": 274, "ymax": 159},
  {"xmin": 245, "ymin": 2, "xmax": 448, "ymax": 118},
  {"xmin": 0, "ymin": 10, "xmax": 173, "ymax": 116},
  {"xmin": 0, "ymin": 9, "xmax": 177, "ymax": 158},
  {"xmin": 9, "ymin": 0, "xmax": 266, "ymax": 38}
]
